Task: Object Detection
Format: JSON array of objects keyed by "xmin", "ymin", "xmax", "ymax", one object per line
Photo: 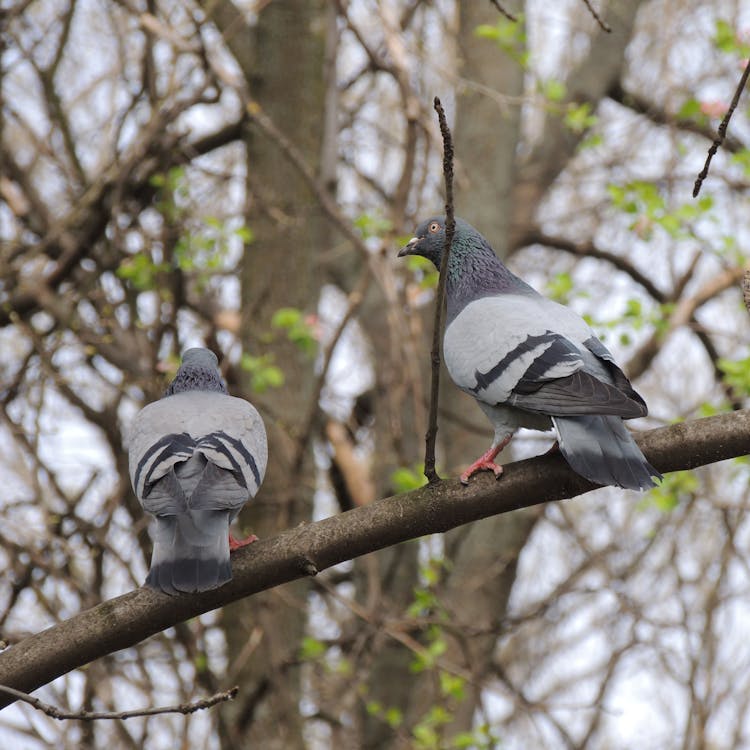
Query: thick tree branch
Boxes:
[{"xmin": 0, "ymin": 411, "xmax": 748, "ymax": 709}]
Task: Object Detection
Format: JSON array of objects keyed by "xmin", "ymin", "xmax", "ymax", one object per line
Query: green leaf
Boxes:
[
  {"xmin": 271, "ymin": 307, "xmax": 303, "ymax": 329},
  {"xmin": 235, "ymin": 225, "xmax": 255, "ymax": 243},
  {"xmin": 425, "ymin": 705, "xmax": 452, "ymax": 726},
  {"xmin": 731, "ymin": 148, "xmax": 750, "ymax": 178},
  {"xmin": 407, "ymin": 586, "xmax": 439, "ymax": 618},
  {"xmin": 271, "ymin": 307, "xmax": 317, "ymax": 354},
  {"xmin": 715, "ymin": 19, "xmax": 736, "ymax": 52},
  {"xmin": 439, "ymin": 671, "xmax": 466, "ymax": 701},
  {"xmin": 698, "ymin": 401, "xmax": 721, "ymax": 418},
  {"xmin": 713, "ymin": 19, "xmax": 750, "ymax": 56},
  {"xmin": 543, "ymin": 78, "xmax": 566, "ymax": 102},
  {"xmin": 546, "ymin": 272, "xmax": 574, "ymax": 303},
  {"xmin": 354, "ymin": 213, "xmax": 392, "ymax": 239},
  {"xmin": 384, "ymin": 707, "xmax": 403, "ymax": 729},
  {"xmin": 116, "ymin": 253, "xmax": 168, "ymax": 291},
  {"xmin": 564, "ymin": 102, "xmax": 597, "ymax": 133},
  {"xmin": 580, "ymin": 132, "xmax": 604, "ymax": 150},
  {"xmin": 194, "ymin": 652, "xmax": 208, "ymax": 673},
  {"xmin": 718, "ymin": 356, "xmax": 750, "ymax": 395},
  {"xmin": 299, "ymin": 636, "xmax": 326, "ymax": 661},
  {"xmin": 474, "ymin": 16, "xmax": 528, "ymax": 66},
  {"xmin": 240, "ymin": 353, "xmax": 285, "ymax": 393},
  {"xmin": 677, "ymin": 97, "xmax": 704, "ymax": 120},
  {"xmin": 412, "ymin": 724, "xmax": 439, "ymax": 749},
  {"xmin": 391, "ymin": 465, "xmax": 427, "ymax": 493},
  {"xmin": 640, "ymin": 471, "xmax": 698, "ymax": 513}
]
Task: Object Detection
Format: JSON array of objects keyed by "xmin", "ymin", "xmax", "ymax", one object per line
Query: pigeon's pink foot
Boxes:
[
  {"xmin": 460, "ymin": 436, "xmax": 512, "ymax": 485},
  {"xmin": 460, "ymin": 454, "xmax": 503, "ymax": 484},
  {"xmin": 229, "ymin": 533, "xmax": 259, "ymax": 551}
]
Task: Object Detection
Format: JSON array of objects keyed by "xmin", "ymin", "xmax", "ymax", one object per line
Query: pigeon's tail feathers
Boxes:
[
  {"xmin": 552, "ymin": 415, "xmax": 661, "ymax": 491},
  {"xmin": 145, "ymin": 510, "xmax": 232, "ymax": 595}
]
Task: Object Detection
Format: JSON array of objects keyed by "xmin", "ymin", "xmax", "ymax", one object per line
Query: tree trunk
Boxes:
[{"xmin": 217, "ymin": 2, "xmax": 327, "ymax": 747}]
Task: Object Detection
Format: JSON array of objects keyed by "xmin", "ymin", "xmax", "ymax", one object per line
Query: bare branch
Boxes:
[
  {"xmin": 694, "ymin": 61, "xmax": 750, "ymax": 197},
  {"xmin": 0, "ymin": 684, "xmax": 238, "ymax": 721},
  {"xmin": 517, "ymin": 230, "xmax": 666, "ymax": 303},
  {"xmin": 608, "ymin": 84, "xmax": 744, "ymax": 153},
  {"xmin": 294, "ymin": 267, "xmax": 372, "ymax": 467},
  {"xmin": 0, "ymin": 410, "xmax": 749, "ymax": 709},
  {"xmin": 580, "ymin": 0, "xmax": 611, "ymax": 33},
  {"xmin": 424, "ymin": 97, "xmax": 455, "ymax": 484},
  {"xmin": 626, "ymin": 266, "xmax": 745, "ymax": 379},
  {"xmin": 488, "ymin": 0, "xmax": 518, "ymax": 23}
]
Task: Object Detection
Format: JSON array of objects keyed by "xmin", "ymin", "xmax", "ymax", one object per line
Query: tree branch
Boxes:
[
  {"xmin": 0, "ymin": 410, "xmax": 748, "ymax": 709},
  {"xmin": 488, "ymin": 1, "xmax": 517, "ymax": 23},
  {"xmin": 580, "ymin": 0, "xmax": 611, "ymax": 33},
  {"xmin": 517, "ymin": 230, "xmax": 666, "ymax": 303},
  {"xmin": 694, "ymin": 60, "xmax": 750, "ymax": 197},
  {"xmin": 0, "ymin": 684, "xmax": 238, "ymax": 721},
  {"xmin": 424, "ymin": 97, "xmax": 455, "ymax": 484},
  {"xmin": 608, "ymin": 83, "xmax": 745, "ymax": 153}
]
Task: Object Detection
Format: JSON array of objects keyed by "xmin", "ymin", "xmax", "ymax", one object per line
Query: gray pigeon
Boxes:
[
  {"xmin": 399, "ymin": 217, "xmax": 661, "ymax": 491},
  {"xmin": 128, "ymin": 348, "xmax": 267, "ymax": 594}
]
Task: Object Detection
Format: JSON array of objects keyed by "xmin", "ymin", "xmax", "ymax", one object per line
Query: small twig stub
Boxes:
[
  {"xmin": 581, "ymin": 0, "xmax": 611, "ymax": 33},
  {"xmin": 489, "ymin": 0, "xmax": 518, "ymax": 23}
]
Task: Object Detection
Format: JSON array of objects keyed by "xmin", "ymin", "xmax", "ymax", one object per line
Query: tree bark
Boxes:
[
  {"xmin": 212, "ymin": 2, "xmax": 328, "ymax": 747},
  {"xmin": 0, "ymin": 410, "xmax": 747, "ymax": 710}
]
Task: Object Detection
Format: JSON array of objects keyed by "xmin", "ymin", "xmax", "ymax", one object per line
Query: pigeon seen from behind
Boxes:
[
  {"xmin": 128, "ymin": 348, "xmax": 267, "ymax": 594},
  {"xmin": 399, "ymin": 216, "xmax": 661, "ymax": 491}
]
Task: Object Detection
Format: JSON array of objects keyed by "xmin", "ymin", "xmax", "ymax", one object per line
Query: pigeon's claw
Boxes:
[
  {"xmin": 459, "ymin": 436, "xmax": 512, "ymax": 485},
  {"xmin": 460, "ymin": 456, "xmax": 503, "ymax": 484},
  {"xmin": 229, "ymin": 532, "xmax": 259, "ymax": 551}
]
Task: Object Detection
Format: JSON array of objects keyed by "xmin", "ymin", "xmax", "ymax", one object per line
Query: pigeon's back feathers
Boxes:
[
  {"xmin": 129, "ymin": 392, "xmax": 266, "ymax": 505},
  {"xmin": 128, "ymin": 349, "xmax": 267, "ymax": 594},
  {"xmin": 401, "ymin": 217, "xmax": 661, "ymax": 491}
]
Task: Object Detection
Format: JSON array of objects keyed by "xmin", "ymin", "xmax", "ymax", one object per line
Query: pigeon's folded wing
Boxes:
[
  {"xmin": 445, "ymin": 295, "xmax": 646, "ymax": 418},
  {"xmin": 128, "ymin": 391, "xmax": 267, "ymax": 508}
]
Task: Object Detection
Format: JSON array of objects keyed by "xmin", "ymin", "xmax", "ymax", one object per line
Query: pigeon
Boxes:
[
  {"xmin": 399, "ymin": 216, "xmax": 661, "ymax": 491},
  {"xmin": 128, "ymin": 348, "xmax": 267, "ymax": 594}
]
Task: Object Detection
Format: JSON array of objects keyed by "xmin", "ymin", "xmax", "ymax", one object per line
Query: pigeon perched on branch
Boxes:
[
  {"xmin": 399, "ymin": 217, "xmax": 661, "ymax": 491},
  {"xmin": 128, "ymin": 348, "xmax": 267, "ymax": 594}
]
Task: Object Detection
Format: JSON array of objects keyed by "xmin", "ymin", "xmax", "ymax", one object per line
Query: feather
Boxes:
[
  {"xmin": 401, "ymin": 217, "xmax": 661, "ymax": 490},
  {"xmin": 128, "ymin": 348, "xmax": 267, "ymax": 594}
]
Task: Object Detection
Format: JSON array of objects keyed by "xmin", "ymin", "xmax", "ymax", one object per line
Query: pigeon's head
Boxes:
[
  {"xmin": 182, "ymin": 348, "xmax": 219, "ymax": 370},
  {"xmin": 398, "ymin": 216, "xmax": 448, "ymax": 268},
  {"xmin": 165, "ymin": 347, "xmax": 226, "ymax": 396}
]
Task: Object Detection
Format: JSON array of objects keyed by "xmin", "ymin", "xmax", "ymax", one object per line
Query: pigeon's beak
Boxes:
[{"xmin": 398, "ymin": 237, "xmax": 420, "ymax": 257}]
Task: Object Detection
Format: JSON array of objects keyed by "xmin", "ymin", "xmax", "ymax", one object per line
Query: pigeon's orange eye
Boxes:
[{"xmin": 429, "ymin": 222, "xmax": 441, "ymax": 233}]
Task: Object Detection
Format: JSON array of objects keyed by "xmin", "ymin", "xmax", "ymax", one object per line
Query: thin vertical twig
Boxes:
[
  {"xmin": 580, "ymin": 0, "xmax": 611, "ymax": 33},
  {"xmin": 693, "ymin": 61, "xmax": 750, "ymax": 197},
  {"xmin": 423, "ymin": 97, "xmax": 455, "ymax": 484},
  {"xmin": 488, "ymin": 0, "xmax": 518, "ymax": 23}
]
